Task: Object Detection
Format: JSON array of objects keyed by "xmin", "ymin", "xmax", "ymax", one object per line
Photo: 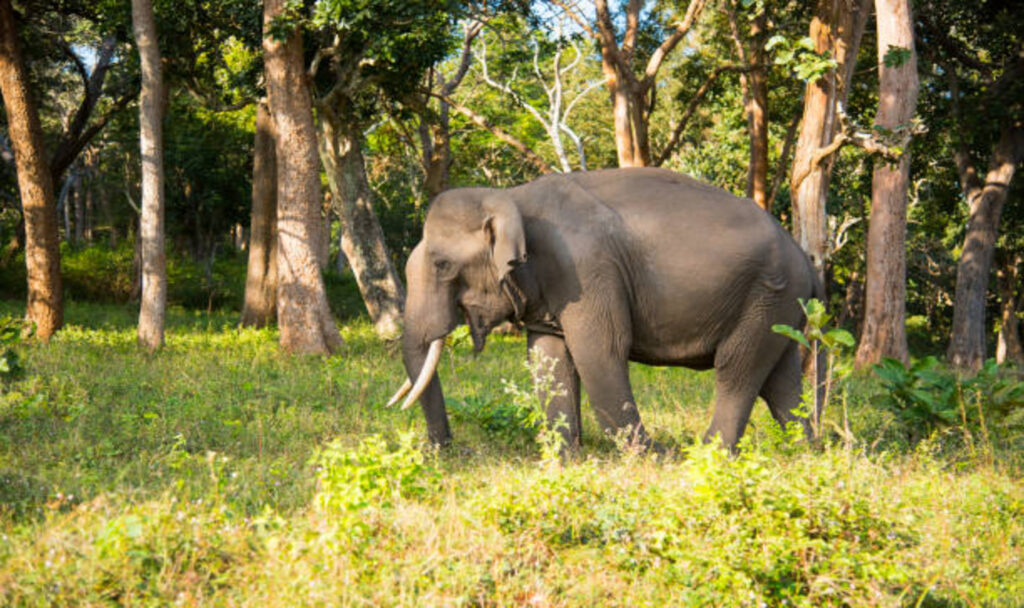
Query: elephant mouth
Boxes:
[{"xmin": 463, "ymin": 308, "xmax": 489, "ymax": 353}]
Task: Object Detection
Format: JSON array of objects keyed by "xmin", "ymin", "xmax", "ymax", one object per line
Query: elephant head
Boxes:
[{"xmin": 388, "ymin": 188, "xmax": 527, "ymax": 444}]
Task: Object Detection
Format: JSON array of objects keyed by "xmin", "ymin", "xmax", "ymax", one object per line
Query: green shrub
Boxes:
[
  {"xmin": 310, "ymin": 433, "xmax": 437, "ymax": 516},
  {"xmin": 872, "ymin": 356, "xmax": 1024, "ymax": 446},
  {"xmin": 0, "ymin": 315, "xmax": 29, "ymax": 381}
]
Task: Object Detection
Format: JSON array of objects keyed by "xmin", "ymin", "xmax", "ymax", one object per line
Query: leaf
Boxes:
[
  {"xmin": 883, "ymin": 45, "xmax": 912, "ymax": 68},
  {"xmin": 765, "ymin": 35, "xmax": 786, "ymax": 51},
  {"xmin": 772, "ymin": 324, "xmax": 809, "ymax": 348},
  {"xmin": 823, "ymin": 329, "xmax": 855, "ymax": 349}
]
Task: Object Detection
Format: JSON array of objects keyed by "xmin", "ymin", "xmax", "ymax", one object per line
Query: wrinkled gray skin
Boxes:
[{"xmin": 402, "ymin": 168, "xmax": 821, "ymax": 451}]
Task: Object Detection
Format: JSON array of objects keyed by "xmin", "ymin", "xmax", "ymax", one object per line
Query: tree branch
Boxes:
[
  {"xmin": 430, "ymin": 92, "xmax": 555, "ymax": 174},
  {"xmin": 441, "ymin": 19, "xmax": 485, "ymax": 96},
  {"xmin": 790, "ymin": 103, "xmax": 926, "ymax": 192},
  {"xmin": 654, "ymin": 64, "xmax": 752, "ymax": 166},
  {"xmin": 641, "ymin": 0, "xmax": 707, "ymax": 90},
  {"xmin": 548, "ymin": 0, "xmax": 597, "ymax": 39}
]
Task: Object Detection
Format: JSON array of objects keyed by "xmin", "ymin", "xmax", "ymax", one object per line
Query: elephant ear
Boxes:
[{"xmin": 482, "ymin": 195, "xmax": 526, "ymax": 280}]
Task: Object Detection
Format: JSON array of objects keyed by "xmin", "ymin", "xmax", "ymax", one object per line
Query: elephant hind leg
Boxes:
[
  {"xmin": 704, "ymin": 298, "xmax": 792, "ymax": 451},
  {"xmin": 758, "ymin": 341, "xmax": 812, "ymax": 439}
]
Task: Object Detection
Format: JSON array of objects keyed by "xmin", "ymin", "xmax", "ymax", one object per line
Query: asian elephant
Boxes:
[{"xmin": 388, "ymin": 167, "xmax": 822, "ymax": 452}]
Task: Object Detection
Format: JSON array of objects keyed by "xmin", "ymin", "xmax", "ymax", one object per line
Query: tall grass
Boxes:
[{"xmin": 0, "ymin": 301, "xmax": 1021, "ymax": 606}]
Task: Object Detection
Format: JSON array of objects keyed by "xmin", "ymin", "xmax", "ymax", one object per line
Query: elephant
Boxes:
[{"xmin": 388, "ymin": 167, "xmax": 822, "ymax": 452}]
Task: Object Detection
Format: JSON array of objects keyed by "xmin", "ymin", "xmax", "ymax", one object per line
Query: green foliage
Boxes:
[
  {"xmin": 0, "ymin": 315, "xmax": 30, "ymax": 381},
  {"xmin": 873, "ymin": 357, "xmax": 961, "ymax": 436},
  {"xmin": 766, "ymin": 35, "xmax": 838, "ymax": 82},
  {"xmin": 772, "ymin": 298, "xmax": 856, "ymax": 438},
  {"xmin": 311, "ymin": 432, "xmax": 437, "ymax": 516},
  {"xmin": 882, "ymin": 45, "xmax": 912, "ymax": 68},
  {"xmin": 872, "ymin": 357, "xmax": 1024, "ymax": 445}
]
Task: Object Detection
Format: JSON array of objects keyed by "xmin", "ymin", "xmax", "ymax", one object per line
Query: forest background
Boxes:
[
  {"xmin": 0, "ymin": 0, "xmax": 1020, "ymax": 368},
  {"xmin": 0, "ymin": 0, "xmax": 1023, "ymax": 605}
]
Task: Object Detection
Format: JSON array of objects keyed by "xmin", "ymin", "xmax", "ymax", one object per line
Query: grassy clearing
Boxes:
[{"xmin": 0, "ymin": 300, "xmax": 1022, "ymax": 606}]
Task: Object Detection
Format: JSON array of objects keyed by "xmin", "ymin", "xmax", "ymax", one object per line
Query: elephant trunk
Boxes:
[{"xmin": 401, "ymin": 332, "xmax": 452, "ymax": 445}]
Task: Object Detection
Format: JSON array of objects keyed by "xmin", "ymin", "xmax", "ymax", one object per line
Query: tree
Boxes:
[
  {"xmin": 995, "ymin": 252, "xmax": 1023, "ymax": 365},
  {"xmin": 855, "ymin": 0, "xmax": 919, "ymax": 367},
  {"xmin": 475, "ymin": 16, "xmax": 602, "ymax": 172},
  {"xmin": 788, "ymin": 0, "xmax": 871, "ymax": 282},
  {"xmin": 918, "ymin": 0, "xmax": 1024, "ymax": 370},
  {"xmin": 132, "ymin": 0, "xmax": 168, "ymax": 351},
  {"xmin": 0, "ymin": 0, "xmax": 63, "ymax": 340},
  {"xmin": 263, "ymin": 0, "xmax": 342, "ymax": 354},
  {"xmin": 308, "ymin": 0, "xmax": 461, "ymax": 339},
  {"xmin": 724, "ymin": 1, "xmax": 770, "ymax": 209},
  {"xmin": 551, "ymin": 0, "xmax": 708, "ymax": 167},
  {"xmin": 240, "ymin": 100, "xmax": 277, "ymax": 328},
  {"xmin": 418, "ymin": 15, "xmax": 485, "ymax": 197}
]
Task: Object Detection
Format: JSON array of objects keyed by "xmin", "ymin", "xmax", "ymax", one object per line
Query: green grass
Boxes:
[{"xmin": 0, "ymin": 300, "xmax": 1022, "ymax": 606}]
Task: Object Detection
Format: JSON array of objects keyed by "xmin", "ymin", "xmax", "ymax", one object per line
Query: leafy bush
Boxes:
[
  {"xmin": 310, "ymin": 433, "xmax": 437, "ymax": 516},
  {"xmin": 0, "ymin": 315, "xmax": 29, "ymax": 381},
  {"xmin": 873, "ymin": 356, "xmax": 1024, "ymax": 445}
]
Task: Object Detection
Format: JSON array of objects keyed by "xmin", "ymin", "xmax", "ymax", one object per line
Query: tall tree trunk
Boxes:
[
  {"xmin": 602, "ymin": 54, "xmax": 635, "ymax": 168},
  {"xmin": 318, "ymin": 113, "xmax": 405, "ymax": 339},
  {"xmin": 132, "ymin": 0, "xmax": 167, "ymax": 351},
  {"xmin": 0, "ymin": 0, "xmax": 62, "ymax": 340},
  {"xmin": 995, "ymin": 253, "xmax": 1023, "ymax": 365},
  {"xmin": 946, "ymin": 124, "xmax": 1022, "ymax": 370},
  {"xmin": 421, "ymin": 103, "xmax": 451, "ymax": 198},
  {"xmin": 240, "ymin": 101, "xmax": 278, "ymax": 328},
  {"xmin": 263, "ymin": 0, "xmax": 342, "ymax": 354},
  {"xmin": 727, "ymin": 5, "xmax": 770, "ymax": 210},
  {"xmin": 790, "ymin": 0, "xmax": 871, "ymax": 284},
  {"xmin": 855, "ymin": 0, "xmax": 918, "ymax": 367},
  {"xmin": 747, "ymin": 62, "xmax": 769, "ymax": 209}
]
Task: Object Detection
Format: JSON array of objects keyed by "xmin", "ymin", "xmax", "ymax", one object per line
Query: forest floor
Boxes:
[{"xmin": 0, "ymin": 300, "xmax": 1022, "ymax": 606}]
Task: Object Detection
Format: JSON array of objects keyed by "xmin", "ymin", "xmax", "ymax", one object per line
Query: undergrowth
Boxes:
[{"xmin": 0, "ymin": 301, "xmax": 1021, "ymax": 606}]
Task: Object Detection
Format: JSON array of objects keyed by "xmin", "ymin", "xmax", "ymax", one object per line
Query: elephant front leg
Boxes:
[
  {"xmin": 560, "ymin": 325, "xmax": 652, "ymax": 451},
  {"xmin": 527, "ymin": 331, "xmax": 582, "ymax": 451}
]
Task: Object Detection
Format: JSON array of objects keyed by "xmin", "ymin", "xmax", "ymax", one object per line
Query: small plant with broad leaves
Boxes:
[
  {"xmin": 873, "ymin": 357, "xmax": 1024, "ymax": 448},
  {"xmin": 772, "ymin": 298, "xmax": 855, "ymax": 440},
  {"xmin": 0, "ymin": 315, "xmax": 31, "ymax": 383}
]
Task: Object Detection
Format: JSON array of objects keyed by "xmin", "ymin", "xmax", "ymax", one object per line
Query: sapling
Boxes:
[{"xmin": 772, "ymin": 298, "xmax": 855, "ymax": 440}]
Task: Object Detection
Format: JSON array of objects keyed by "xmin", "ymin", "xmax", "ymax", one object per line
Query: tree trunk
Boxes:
[
  {"xmin": 790, "ymin": 0, "xmax": 871, "ymax": 284},
  {"xmin": 747, "ymin": 62, "xmax": 769, "ymax": 210},
  {"xmin": 946, "ymin": 125, "xmax": 1022, "ymax": 370},
  {"xmin": 240, "ymin": 101, "xmax": 278, "ymax": 328},
  {"xmin": 0, "ymin": 0, "xmax": 62, "ymax": 340},
  {"xmin": 601, "ymin": 48, "xmax": 636, "ymax": 168},
  {"xmin": 421, "ymin": 103, "xmax": 452, "ymax": 198},
  {"xmin": 132, "ymin": 0, "xmax": 167, "ymax": 351},
  {"xmin": 318, "ymin": 113, "xmax": 405, "ymax": 339},
  {"xmin": 995, "ymin": 253, "xmax": 1023, "ymax": 365},
  {"xmin": 263, "ymin": 0, "xmax": 342, "ymax": 354},
  {"xmin": 728, "ymin": 5, "xmax": 770, "ymax": 210},
  {"xmin": 855, "ymin": 0, "xmax": 918, "ymax": 368}
]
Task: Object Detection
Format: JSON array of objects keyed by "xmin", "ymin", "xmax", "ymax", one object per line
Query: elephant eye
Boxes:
[{"xmin": 434, "ymin": 259, "xmax": 453, "ymax": 275}]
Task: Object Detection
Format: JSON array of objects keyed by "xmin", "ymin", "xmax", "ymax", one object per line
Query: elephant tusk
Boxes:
[
  {"xmin": 385, "ymin": 379, "xmax": 412, "ymax": 407},
  {"xmin": 401, "ymin": 338, "xmax": 444, "ymax": 410}
]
